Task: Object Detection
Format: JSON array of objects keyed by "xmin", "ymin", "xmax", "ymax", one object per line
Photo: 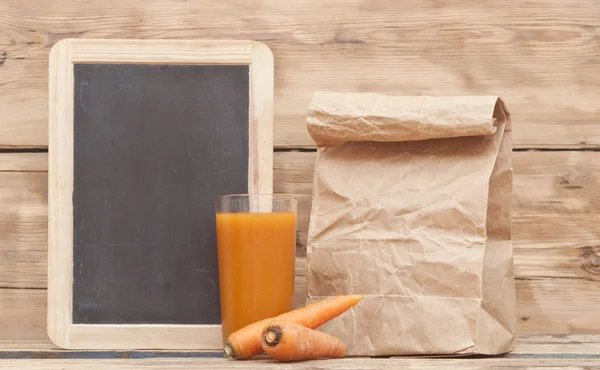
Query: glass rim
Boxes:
[{"xmin": 215, "ymin": 193, "xmax": 299, "ymax": 202}]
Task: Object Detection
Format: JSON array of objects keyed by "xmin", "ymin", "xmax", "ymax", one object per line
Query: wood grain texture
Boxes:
[
  {"xmin": 0, "ymin": 153, "xmax": 47, "ymax": 172},
  {"xmin": 1, "ymin": 0, "xmax": 599, "ymax": 148},
  {"xmin": 4, "ymin": 263, "xmax": 600, "ymax": 341},
  {"xmin": 2, "ymin": 335, "xmax": 598, "ymax": 354},
  {"xmin": 64, "ymin": 324, "xmax": 223, "ymax": 351},
  {"xmin": 68, "ymin": 39, "xmax": 254, "ymax": 64},
  {"xmin": 275, "ymin": 151, "xmax": 600, "ymax": 279},
  {"xmin": 292, "ymin": 259, "xmax": 600, "ymax": 335},
  {"xmin": 3, "ymin": 357, "xmax": 600, "ymax": 369},
  {"xmin": 0, "ymin": 340, "xmax": 58, "ymax": 351},
  {"xmin": 249, "ymin": 41, "xmax": 275, "ymax": 194},
  {"xmin": 0, "ymin": 153, "xmax": 47, "ymax": 290},
  {"xmin": 47, "ymin": 36, "xmax": 73, "ymax": 349},
  {"xmin": 515, "ymin": 279, "xmax": 600, "ymax": 334},
  {"xmin": 15, "ymin": 150, "xmax": 595, "ymax": 289},
  {"xmin": 509, "ymin": 334, "xmax": 600, "ymax": 355},
  {"xmin": 0, "ymin": 272, "xmax": 309, "ymax": 343},
  {"xmin": 0, "ymin": 171, "xmax": 47, "ymax": 289},
  {"xmin": 1, "ymin": 150, "xmax": 600, "ymax": 341},
  {"xmin": 0, "ymin": 290, "xmax": 47, "ymax": 341}
]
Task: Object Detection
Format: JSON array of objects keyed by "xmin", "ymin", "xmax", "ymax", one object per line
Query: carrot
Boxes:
[
  {"xmin": 223, "ymin": 294, "xmax": 362, "ymax": 360},
  {"xmin": 260, "ymin": 321, "xmax": 346, "ymax": 362}
]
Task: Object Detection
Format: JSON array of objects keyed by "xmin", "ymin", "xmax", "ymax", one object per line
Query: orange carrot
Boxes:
[
  {"xmin": 223, "ymin": 294, "xmax": 362, "ymax": 360},
  {"xmin": 260, "ymin": 321, "xmax": 346, "ymax": 362}
]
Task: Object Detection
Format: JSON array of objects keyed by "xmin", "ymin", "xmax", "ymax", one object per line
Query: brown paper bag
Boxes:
[{"xmin": 305, "ymin": 92, "xmax": 516, "ymax": 356}]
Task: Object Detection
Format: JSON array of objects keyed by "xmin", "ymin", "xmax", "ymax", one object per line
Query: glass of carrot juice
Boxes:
[{"xmin": 215, "ymin": 194, "xmax": 297, "ymax": 342}]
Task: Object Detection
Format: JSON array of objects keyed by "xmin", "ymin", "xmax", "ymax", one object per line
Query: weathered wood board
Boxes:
[
  {"xmin": 1, "ymin": 334, "xmax": 600, "ymax": 370},
  {"xmin": 1, "ymin": 151, "xmax": 600, "ymax": 343},
  {"xmin": 3, "ymin": 353, "xmax": 600, "ymax": 369},
  {"xmin": 3, "ymin": 264, "xmax": 600, "ymax": 342},
  {"xmin": 0, "ymin": 290, "xmax": 46, "ymax": 341},
  {"xmin": 1, "ymin": 0, "xmax": 600, "ymax": 355},
  {"xmin": 1, "ymin": 0, "xmax": 599, "ymax": 148},
  {"xmin": 0, "ymin": 170, "xmax": 47, "ymax": 289},
  {"xmin": 2, "ymin": 335, "xmax": 599, "ymax": 354}
]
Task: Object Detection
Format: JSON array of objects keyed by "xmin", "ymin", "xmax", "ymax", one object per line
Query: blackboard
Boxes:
[
  {"xmin": 72, "ymin": 64, "xmax": 249, "ymax": 324},
  {"xmin": 48, "ymin": 39, "xmax": 274, "ymax": 349}
]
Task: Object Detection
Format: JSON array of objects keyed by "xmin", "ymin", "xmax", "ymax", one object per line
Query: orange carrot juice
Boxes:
[{"xmin": 216, "ymin": 211, "xmax": 296, "ymax": 341}]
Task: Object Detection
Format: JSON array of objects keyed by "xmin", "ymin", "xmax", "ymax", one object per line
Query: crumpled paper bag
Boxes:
[{"xmin": 305, "ymin": 92, "xmax": 515, "ymax": 356}]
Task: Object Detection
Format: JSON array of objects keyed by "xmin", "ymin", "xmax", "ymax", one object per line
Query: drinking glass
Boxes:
[{"xmin": 215, "ymin": 194, "xmax": 297, "ymax": 342}]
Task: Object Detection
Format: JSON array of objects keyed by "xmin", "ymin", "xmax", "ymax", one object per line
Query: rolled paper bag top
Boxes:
[{"xmin": 306, "ymin": 92, "xmax": 510, "ymax": 147}]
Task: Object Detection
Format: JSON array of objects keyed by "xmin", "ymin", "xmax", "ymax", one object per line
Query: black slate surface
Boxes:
[{"xmin": 72, "ymin": 64, "xmax": 249, "ymax": 324}]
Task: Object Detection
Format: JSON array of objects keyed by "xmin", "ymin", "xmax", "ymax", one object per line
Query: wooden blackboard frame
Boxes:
[{"xmin": 47, "ymin": 39, "xmax": 274, "ymax": 350}]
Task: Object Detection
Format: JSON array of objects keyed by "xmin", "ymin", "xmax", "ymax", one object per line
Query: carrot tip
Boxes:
[
  {"xmin": 264, "ymin": 327, "xmax": 282, "ymax": 346},
  {"xmin": 223, "ymin": 343, "xmax": 234, "ymax": 359}
]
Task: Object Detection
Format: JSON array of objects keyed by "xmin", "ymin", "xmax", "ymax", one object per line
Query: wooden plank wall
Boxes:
[{"xmin": 1, "ymin": 0, "xmax": 599, "ymax": 345}]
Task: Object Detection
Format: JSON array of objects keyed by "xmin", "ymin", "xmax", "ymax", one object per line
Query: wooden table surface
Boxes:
[
  {"xmin": 1, "ymin": 0, "xmax": 599, "ymax": 367},
  {"xmin": 1, "ymin": 335, "xmax": 600, "ymax": 368}
]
